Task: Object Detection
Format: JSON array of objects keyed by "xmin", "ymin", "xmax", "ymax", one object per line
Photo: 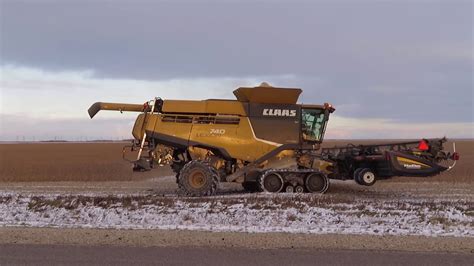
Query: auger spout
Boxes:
[{"xmin": 88, "ymin": 102, "xmax": 149, "ymax": 118}]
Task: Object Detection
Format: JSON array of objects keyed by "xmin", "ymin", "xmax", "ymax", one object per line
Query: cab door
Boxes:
[{"xmin": 301, "ymin": 108, "xmax": 327, "ymax": 144}]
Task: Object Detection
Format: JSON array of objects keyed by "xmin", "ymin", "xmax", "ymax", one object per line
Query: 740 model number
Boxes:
[
  {"xmin": 196, "ymin": 129, "xmax": 226, "ymax": 137},
  {"xmin": 210, "ymin": 129, "xmax": 226, "ymax": 135}
]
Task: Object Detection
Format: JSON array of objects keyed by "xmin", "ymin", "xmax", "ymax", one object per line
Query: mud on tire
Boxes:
[{"xmin": 178, "ymin": 160, "xmax": 219, "ymax": 196}]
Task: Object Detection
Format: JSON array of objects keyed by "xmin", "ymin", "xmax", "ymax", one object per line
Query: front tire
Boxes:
[{"xmin": 178, "ymin": 160, "xmax": 219, "ymax": 196}]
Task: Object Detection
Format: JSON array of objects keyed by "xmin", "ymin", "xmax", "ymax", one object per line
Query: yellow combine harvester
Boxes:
[
  {"xmin": 89, "ymin": 83, "xmax": 335, "ymax": 195},
  {"xmin": 89, "ymin": 83, "xmax": 458, "ymax": 196}
]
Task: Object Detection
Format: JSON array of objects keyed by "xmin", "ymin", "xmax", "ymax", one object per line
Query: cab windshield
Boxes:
[{"xmin": 302, "ymin": 108, "xmax": 327, "ymax": 142}]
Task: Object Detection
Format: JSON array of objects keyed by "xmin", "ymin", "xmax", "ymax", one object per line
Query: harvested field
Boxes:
[
  {"xmin": 0, "ymin": 142, "xmax": 169, "ymax": 182},
  {"xmin": 1, "ymin": 188, "xmax": 472, "ymax": 237},
  {"xmin": 0, "ymin": 140, "xmax": 472, "ymax": 183},
  {"xmin": 1, "ymin": 175, "xmax": 472, "ymax": 240}
]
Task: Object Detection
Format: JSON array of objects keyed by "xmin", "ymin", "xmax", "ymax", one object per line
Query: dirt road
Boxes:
[{"xmin": 1, "ymin": 244, "xmax": 473, "ymax": 266}]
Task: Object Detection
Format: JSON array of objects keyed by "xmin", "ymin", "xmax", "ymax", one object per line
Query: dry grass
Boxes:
[{"xmin": 0, "ymin": 140, "xmax": 472, "ymax": 183}]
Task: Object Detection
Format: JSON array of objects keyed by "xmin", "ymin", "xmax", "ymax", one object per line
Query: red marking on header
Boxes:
[{"xmin": 418, "ymin": 140, "xmax": 429, "ymax": 151}]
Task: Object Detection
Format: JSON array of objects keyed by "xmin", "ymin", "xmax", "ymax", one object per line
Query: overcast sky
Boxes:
[{"xmin": 1, "ymin": 0, "xmax": 473, "ymax": 140}]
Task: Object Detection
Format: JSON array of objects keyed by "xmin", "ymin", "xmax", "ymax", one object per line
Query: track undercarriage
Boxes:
[
  {"xmin": 257, "ymin": 168, "xmax": 329, "ymax": 194},
  {"xmin": 177, "ymin": 162, "xmax": 329, "ymax": 196}
]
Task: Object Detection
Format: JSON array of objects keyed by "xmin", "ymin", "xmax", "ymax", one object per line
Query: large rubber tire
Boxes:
[
  {"xmin": 356, "ymin": 168, "xmax": 377, "ymax": 186},
  {"xmin": 305, "ymin": 173, "xmax": 329, "ymax": 193},
  {"xmin": 178, "ymin": 160, "xmax": 219, "ymax": 196},
  {"xmin": 259, "ymin": 172, "xmax": 284, "ymax": 193},
  {"xmin": 242, "ymin": 182, "xmax": 260, "ymax": 193},
  {"xmin": 353, "ymin": 168, "xmax": 364, "ymax": 185}
]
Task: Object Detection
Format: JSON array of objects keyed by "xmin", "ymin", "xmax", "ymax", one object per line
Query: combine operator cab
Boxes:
[{"xmin": 301, "ymin": 104, "xmax": 333, "ymax": 144}]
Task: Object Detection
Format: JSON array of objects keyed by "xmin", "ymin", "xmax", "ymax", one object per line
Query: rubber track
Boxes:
[{"xmin": 258, "ymin": 168, "xmax": 329, "ymax": 194}]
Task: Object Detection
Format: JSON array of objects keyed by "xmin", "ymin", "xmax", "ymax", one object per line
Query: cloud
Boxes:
[
  {"xmin": 329, "ymin": 116, "xmax": 473, "ymax": 139},
  {"xmin": 0, "ymin": 65, "xmax": 297, "ymax": 118},
  {"xmin": 1, "ymin": 2, "xmax": 472, "ymax": 123},
  {"xmin": 1, "ymin": 65, "xmax": 472, "ymax": 140}
]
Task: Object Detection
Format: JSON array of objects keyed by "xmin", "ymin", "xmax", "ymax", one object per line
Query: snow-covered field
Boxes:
[{"xmin": 1, "ymin": 191, "xmax": 472, "ymax": 237}]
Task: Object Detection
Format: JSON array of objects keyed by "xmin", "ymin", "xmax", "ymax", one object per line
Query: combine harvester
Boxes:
[{"xmin": 88, "ymin": 83, "xmax": 459, "ymax": 196}]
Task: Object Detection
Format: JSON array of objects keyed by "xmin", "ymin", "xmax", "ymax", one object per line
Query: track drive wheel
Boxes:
[
  {"xmin": 356, "ymin": 168, "xmax": 377, "ymax": 186},
  {"xmin": 305, "ymin": 173, "xmax": 329, "ymax": 193},
  {"xmin": 353, "ymin": 168, "xmax": 364, "ymax": 185},
  {"xmin": 178, "ymin": 160, "xmax": 219, "ymax": 196},
  {"xmin": 259, "ymin": 172, "xmax": 284, "ymax": 193}
]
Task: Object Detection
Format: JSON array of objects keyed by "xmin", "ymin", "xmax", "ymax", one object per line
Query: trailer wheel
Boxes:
[
  {"xmin": 357, "ymin": 168, "xmax": 377, "ymax": 186},
  {"xmin": 178, "ymin": 160, "xmax": 219, "ymax": 196},
  {"xmin": 353, "ymin": 168, "xmax": 364, "ymax": 185},
  {"xmin": 305, "ymin": 173, "xmax": 329, "ymax": 193}
]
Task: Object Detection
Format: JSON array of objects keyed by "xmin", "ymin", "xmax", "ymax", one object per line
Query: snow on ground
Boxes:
[{"xmin": 0, "ymin": 191, "xmax": 472, "ymax": 237}]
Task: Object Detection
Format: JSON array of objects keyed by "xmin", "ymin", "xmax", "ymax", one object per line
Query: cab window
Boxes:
[{"xmin": 302, "ymin": 109, "xmax": 325, "ymax": 142}]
